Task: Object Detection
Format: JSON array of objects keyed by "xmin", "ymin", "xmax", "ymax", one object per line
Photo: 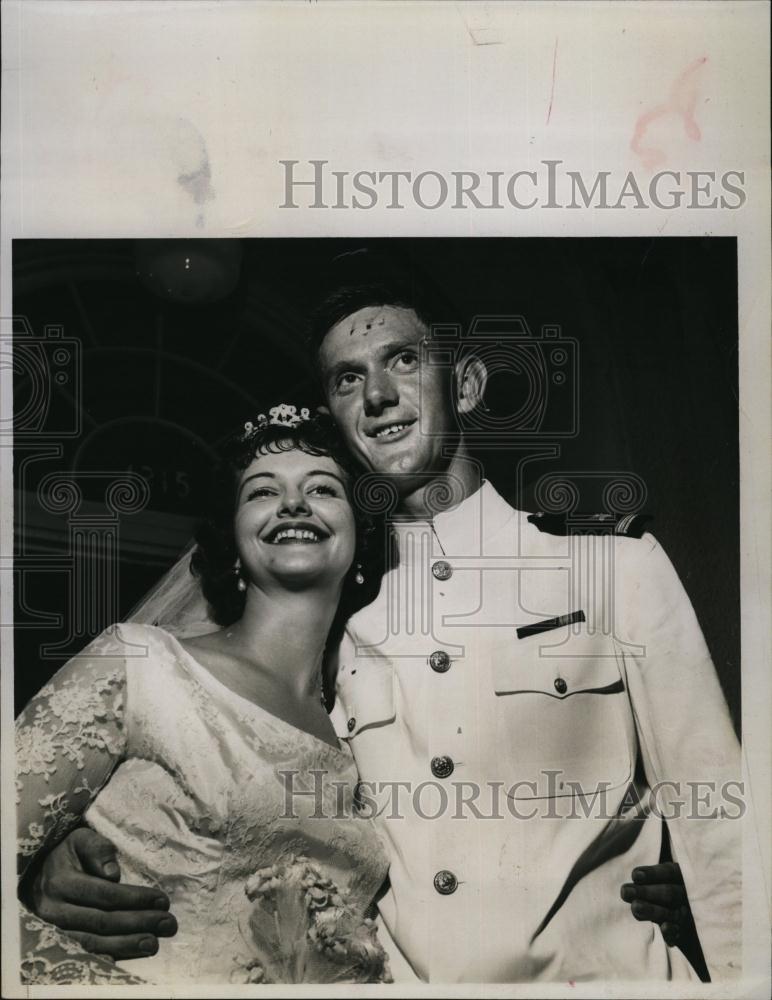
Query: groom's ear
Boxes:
[{"xmin": 454, "ymin": 354, "xmax": 487, "ymax": 415}]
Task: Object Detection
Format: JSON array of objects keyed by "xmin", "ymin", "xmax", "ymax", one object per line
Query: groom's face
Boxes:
[{"xmin": 318, "ymin": 304, "xmax": 457, "ymax": 483}]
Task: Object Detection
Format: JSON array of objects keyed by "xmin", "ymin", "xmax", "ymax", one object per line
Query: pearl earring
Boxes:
[
  {"xmin": 234, "ymin": 557, "xmax": 246, "ymax": 592},
  {"xmin": 355, "ymin": 563, "xmax": 364, "ymax": 585}
]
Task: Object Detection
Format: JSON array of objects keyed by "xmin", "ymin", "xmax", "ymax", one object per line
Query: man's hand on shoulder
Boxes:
[{"xmin": 20, "ymin": 828, "xmax": 178, "ymax": 961}]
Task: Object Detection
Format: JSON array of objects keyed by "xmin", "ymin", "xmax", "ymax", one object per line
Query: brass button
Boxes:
[
  {"xmin": 347, "ymin": 717, "xmax": 356, "ymax": 732},
  {"xmin": 553, "ymin": 678, "xmax": 567, "ymax": 695},
  {"xmin": 431, "ymin": 755, "xmax": 455, "ymax": 779},
  {"xmin": 432, "ymin": 560, "xmax": 453, "ymax": 581},
  {"xmin": 429, "ymin": 650, "xmax": 451, "ymax": 673},
  {"xmin": 433, "ymin": 870, "xmax": 458, "ymax": 895}
]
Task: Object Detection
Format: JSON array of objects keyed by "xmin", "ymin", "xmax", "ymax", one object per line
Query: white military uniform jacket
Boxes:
[{"xmin": 330, "ymin": 481, "xmax": 741, "ymax": 983}]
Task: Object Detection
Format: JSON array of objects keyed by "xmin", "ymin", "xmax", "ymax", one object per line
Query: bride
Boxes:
[{"xmin": 16, "ymin": 408, "xmax": 391, "ymax": 985}]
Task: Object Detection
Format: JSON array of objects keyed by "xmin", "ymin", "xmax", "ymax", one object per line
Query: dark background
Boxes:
[{"xmin": 13, "ymin": 238, "xmax": 739, "ymax": 731}]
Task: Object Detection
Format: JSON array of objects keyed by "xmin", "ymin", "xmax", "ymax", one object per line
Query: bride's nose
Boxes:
[{"xmin": 277, "ymin": 488, "xmax": 311, "ymax": 517}]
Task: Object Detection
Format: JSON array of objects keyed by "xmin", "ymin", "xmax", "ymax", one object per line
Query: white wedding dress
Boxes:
[{"xmin": 16, "ymin": 622, "xmax": 390, "ymax": 985}]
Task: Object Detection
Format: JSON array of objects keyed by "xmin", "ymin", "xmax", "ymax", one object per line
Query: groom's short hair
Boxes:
[{"xmin": 307, "ymin": 248, "xmax": 450, "ymax": 360}]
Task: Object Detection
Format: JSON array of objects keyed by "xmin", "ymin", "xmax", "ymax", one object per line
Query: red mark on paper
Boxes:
[
  {"xmin": 631, "ymin": 56, "xmax": 708, "ymax": 169},
  {"xmin": 546, "ymin": 38, "xmax": 559, "ymax": 125}
]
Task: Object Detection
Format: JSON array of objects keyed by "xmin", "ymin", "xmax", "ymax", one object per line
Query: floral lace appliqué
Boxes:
[
  {"xmin": 16, "ymin": 666, "xmax": 125, "ymax": 860},
  {"xmin": 20, "ymin": 905, "xmax": 144, "ymax": 986},
  {"xmin": 16, "ymin": 668, "xmax": 124, "ymax": 785}
]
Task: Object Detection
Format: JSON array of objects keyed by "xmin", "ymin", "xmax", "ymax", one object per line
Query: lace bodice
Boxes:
[{"xmin": 16, "ymin": 623, "xmax": 390, "ymax": 985}]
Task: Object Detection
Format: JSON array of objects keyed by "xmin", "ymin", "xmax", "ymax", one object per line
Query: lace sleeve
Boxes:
[
  {"xmin": 14, "ymin": 630, "xmax": 146, "ymax": 985},
  {"xmin": 19, "ymin": 903, "xmax": 145, "ymax": 986},
  {"xmin": 15, "ymin": 631, "xmax": 128, "ymax": 879}
]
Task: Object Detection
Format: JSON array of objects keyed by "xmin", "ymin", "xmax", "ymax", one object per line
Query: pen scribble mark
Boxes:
[
  {"xmin": 546, "ymin": 37, "xmax": 559, "ymax": 125},
  {"xmin": 631, "ymin": 56, "xmax": 708, "ymax": 170}
]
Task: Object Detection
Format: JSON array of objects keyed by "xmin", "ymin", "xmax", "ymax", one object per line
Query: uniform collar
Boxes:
[{"xmin": 391, "ymin": 480, "xmax": 520, "ymax": 556}]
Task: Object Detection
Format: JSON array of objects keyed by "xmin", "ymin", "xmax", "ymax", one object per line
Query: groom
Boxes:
[{"xmin": 24, "ymin": 253, "xmax": 739, "ymax": 981}]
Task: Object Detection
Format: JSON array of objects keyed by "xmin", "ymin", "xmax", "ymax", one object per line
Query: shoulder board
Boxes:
[{"xmin": 527, "ymin": 512, "xmax": 652, "ymax": 538}]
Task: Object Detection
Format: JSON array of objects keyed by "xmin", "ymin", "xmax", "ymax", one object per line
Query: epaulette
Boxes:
[{"xmin": 527, "ymin": 512, "xmax": 652, "ymax": 538}]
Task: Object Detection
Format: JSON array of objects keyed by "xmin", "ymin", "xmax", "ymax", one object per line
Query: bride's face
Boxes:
[{"xmin": 234, "ymin": 446, "xmax": 357, "ymax": 592}]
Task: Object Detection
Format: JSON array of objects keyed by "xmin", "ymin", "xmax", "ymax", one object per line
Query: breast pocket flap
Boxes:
[
  {"xmin": 333, "ymin": 660, "xmax": 395, "ymax": 738},
  {"xmin": 493, "ymin": 635, "xmax": 624, "ymax": 698}
]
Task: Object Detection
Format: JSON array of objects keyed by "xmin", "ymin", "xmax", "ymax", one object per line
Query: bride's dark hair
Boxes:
[{"xmin": 191, "ymin": 413, "xmax": 387, "ymax": 703}]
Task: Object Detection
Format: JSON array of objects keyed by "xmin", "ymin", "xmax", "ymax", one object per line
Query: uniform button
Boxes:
[
  {"xmin": 434, "ymin": 870, "xmax": 458, "ymax": 895},
  {"xmin": 431, "ymin": 755, "xmax": 455, "ymax": 779},
  {"xmin": 429, "ymin": 650, "xmax": 451, "ymax": 673},
  {"xmin": 347, "ymin": 717, "xmax": 356, "ymax": 732},
  {"xmin": 553, "ymin": 678, "xmax": 567, "ymax": 695},
  {"xmin": 432, "ymin": 560, "xmax": 453, "ymax": 581}
]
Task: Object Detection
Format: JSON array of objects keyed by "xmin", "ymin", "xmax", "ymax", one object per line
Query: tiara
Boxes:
[{"xmin": 242, "ymin": 404, "xmax": 312, "ymax": 438}]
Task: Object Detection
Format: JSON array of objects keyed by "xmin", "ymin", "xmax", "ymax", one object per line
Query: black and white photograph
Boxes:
[{"xmin": 2, "ymin": 3, "xmax": 769, "ymax": 998}]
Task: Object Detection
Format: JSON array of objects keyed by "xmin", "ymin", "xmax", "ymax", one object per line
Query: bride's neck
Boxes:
[{"xmin": 226, "ymin": 584, "xmax": 339, "ymax": 698}]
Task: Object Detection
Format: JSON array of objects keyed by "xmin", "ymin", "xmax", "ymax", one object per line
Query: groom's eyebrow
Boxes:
[{"xmin": 325, "ymin": 339, "xmax": 420, "ymax": 380}]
